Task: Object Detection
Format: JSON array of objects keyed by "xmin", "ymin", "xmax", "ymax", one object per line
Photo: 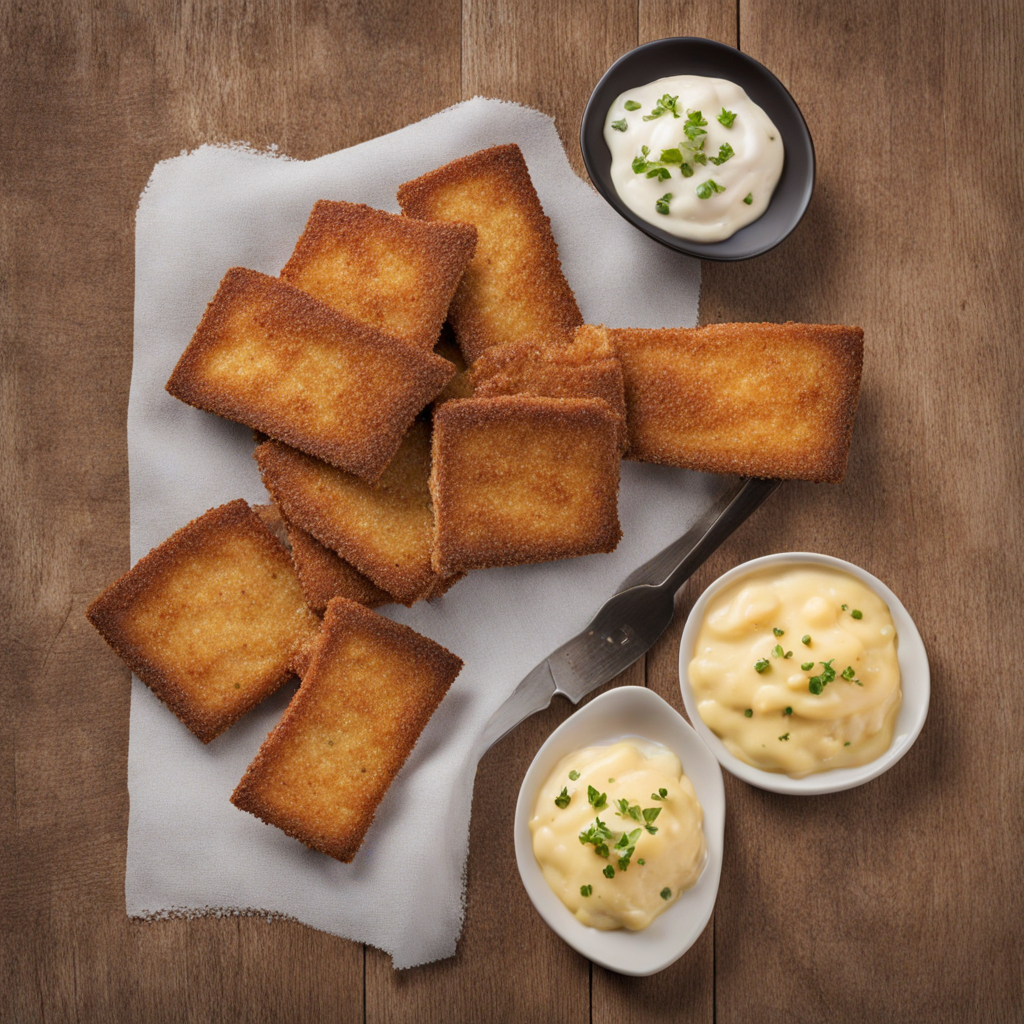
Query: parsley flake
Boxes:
[
  {"xmin": 717, "ymin": 107, "xmax": 737, "ymax": 127},
  {"xmin": 779, "ymin": 732, "xmax": 790, "ymax": 741},
  {"xmin": 588, "ymin": 785, "xmax": 607, "ymax": 810},
  {"xmin": 773, "ymin": 627, "xmax": 784, "ymax": 637},
  {"xmin": 610, "ymin": 119, "xmax": 627, "ymax": 132},
  {"xmin": 801, "ymin": 661, "xmax": 814, "ymax": 671},
  {"xmin": 744, "ymin": 708, "xmax": 753, "ymax": 717},
  {"xmin": 783, "ymin": 706, "xmax": 793, "ymax": 716},
  {"xmin": 695, "ymin": 179, "xmax": 726, "ymax": 199},
  {"xmin": 852, "ymin": 609, "xmax": 863, "ymax": 619},
  {"xmin": 643, "ymin": 94, "xmax": 681, "ymax": 121},
  {"xmin": 568, "ymin": 770, "xmax": 580, "ymax": 781},
  {"xmin": 651, "ymin": 788, "xmax": 669, "ymax": 801},
  {"xmin": 554, "ymin": 787, "xmax": 571, "ymax": 809},
  {"xmin": 660, "ymin": 887, "xmax": 672, "ymax": 900},
  {"xmin": 624, "ymin": 100, "xmax": 642, "ymax": 111},
  {"xmin": 841, "ymin": 666, "xmax": 856, "ymax": 680},
  {"xmin": 772, "ymin": 644, "xmax": 785, "ymax": 658},
  {"xmin": 743, "ymin": 193, "xmax": 754, "ymax": 204},
  {"xmin": 655, "ymin": 193, "xmax": 672, "ymax": 215},
  {"xmin": 754, "ymin": 658, "xmax": 770, "ymax": 673},
  {"xmin": 802, "ymin": 635, "xmax": 812, "ymax": 646},
  {"xmin": 580, "ymin": 884, "xmax": 593, "ymax": 897},
  {"xmin": 710, "ymin": 143, "xmax": 735, "ymax": 166},
  {"xmin": 603, "ymin": 865, "xmax": 616, "ymax": 879}
]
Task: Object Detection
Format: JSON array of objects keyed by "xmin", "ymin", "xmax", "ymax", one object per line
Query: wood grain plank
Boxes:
[
  {"xmin": 0, "ymin": 1, "xmax": 461, "ymax": 1020},
  {"xmin": 698, "ymin": 1, "xmax": 1024, "ymax": 1021}
]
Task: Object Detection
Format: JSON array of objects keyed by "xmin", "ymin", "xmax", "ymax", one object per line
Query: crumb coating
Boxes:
[
  {"xmin": 85, "ymin": 499, "xmax": 320, "ymax": 743},
  {"xmin": 280, "ymin": 200, "xmax": 476, "ymax": 350},
  {"xmin": 581, "ymin": 322, "xmax": 865, "ymax": 483},
  {"xmin": 165, "ymin": 267, "xmax": 454, "ymax": 482},
  {"xmin": 230, "ymin": 598, "xmax": 463, "ymax": 862},
  {"xmin": 430, "ymin": 395, "xmax": 622, "ymax": 573},
  {"xmin": 254, "ymin": 421, "xmax": 456, "ymax": 605},
  {"xmin": 397, "ymin": 144, "xmax": 582, "ymax": 363}
]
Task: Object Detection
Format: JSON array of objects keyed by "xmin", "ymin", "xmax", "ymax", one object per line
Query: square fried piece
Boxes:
[
  {"xmin": 397, "ymin": 144, "xmax": 582, "ymax": 364},
  {"xmin": 581, "ymin": 322, "xmax": 865, "ymax": 483},
  {"xmin": 86, "ymin": 500, "xmax": 320, "ymax": 743},
  {"xmin": 255, "ymin": 421, "xmax": 459, "ymax": 606},
  {"xmin": 279, "ymin": 200, "xmax": 476, "ymax": 350},
  {"xmin": 430, "ymin": 395, "xmax": 621, "ymax": 573},
  {"xmin": 470, "ymin": 337, "xmax": 628, "ymax": 452},
  {"xmin": 166, "ymin": 268, "xmax": 454, "ymax": 482},
  {"xmin": 231, "ymin": 597, "xmax": 463, "ymax": 863}
]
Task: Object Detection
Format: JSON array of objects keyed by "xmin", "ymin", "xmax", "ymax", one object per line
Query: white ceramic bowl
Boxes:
[
  {"xmin": 678, "ymin": 552, "xmax": 930, "ymax": 795},
  {"xmin": 514, "ymin": 686, "xmax": 725, "ymax": 976}
]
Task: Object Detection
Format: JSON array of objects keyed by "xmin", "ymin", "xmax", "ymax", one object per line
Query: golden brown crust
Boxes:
[
  {"xmin": 283, "ymin": 513, "xmax": 393, "ymax": 613},
  {"xmin": 280, "ymin": 200, "xmax": 476, "ymax": 350},
  {"xmin": 432, "ymin": 327, "xmax": 475, "ymax": 406},
  {"xmin": 85, "ymin": 499, "xmax": 320, "ymax": 743},
  {"xmin": 430, "ymin": 395, "xmax": 622, "ymax": 574},
  {"xmin": 582, "ymin": 322, "xmax": 865, "ymax": 483},
  {"xmin": 230, "ymin": 598, "xmax": 463, "ymax": 863},
  {"xmin": 165, "ymin": 267, "xmax": 454, "ymax": 482},
  {"xmin": 254, "ymin": 422, "xmax": 457, "ymax": 605},
  {"xmin": 470, "ymin": 336, "xmax": 628, "ymax": 452},
  {"xmin": 397, "ymin": 144, "xmax": 582, "ymax": 363}
]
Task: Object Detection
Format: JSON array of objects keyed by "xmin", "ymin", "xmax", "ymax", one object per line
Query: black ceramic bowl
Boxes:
[{"xmin": 580, "ymin": 37, "xmax": 814, "ymax": 261}]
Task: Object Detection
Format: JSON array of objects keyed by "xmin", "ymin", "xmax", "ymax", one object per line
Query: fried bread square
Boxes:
[
  {"xmin": 430, "ymin": 396, "xmax": 621, "ymax": 573},
  {"xmin": 86, "ymin": 499, "xmax": 320, "ymax": 743},
  {"xmin": 254, "ymin": 421, "xmax": 459, "ymax": 605},
  {"xmin": 581, "ymin": 322, "xmax": 864, "ymax": 482},
  {"xmin": 470, "ymin": 337, "xmax": 628, "ymax": 452},
  {"xmin": 230, "ymin": 597, "xmax": 463, "ymax": 863},
  {"xmin": 166, "ymin": 267, "xmax": 454, "ymax": 482},
  {"xmin": 397, "ymin": 144, "xmax": 582, "ymax": 364},
  {"xmin": 279, "ymin": 200, "xmax": 476, "ymax": 350}
]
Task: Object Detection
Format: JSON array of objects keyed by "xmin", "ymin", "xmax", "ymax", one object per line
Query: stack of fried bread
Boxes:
[{"xmin": 89, "ymin": 141, "xmax": 864, "ymax": 863}]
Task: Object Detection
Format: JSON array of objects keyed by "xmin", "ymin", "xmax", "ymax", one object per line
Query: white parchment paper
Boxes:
[{"xmin": 127, "ymin": 97, "xmax": 711, "ymax": 968}]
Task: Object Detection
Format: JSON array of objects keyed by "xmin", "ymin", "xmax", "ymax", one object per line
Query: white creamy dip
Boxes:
[
  {"xmin": 529, "ymin": 739, "xmax": 706, "ymax": 931},
  {"xmin": 688, "ymin": 566, "xmax": 902, "ymax": 776},
  {"xmin": 603, "ymin": 75, "xmax": 784, "ymax": 242}
]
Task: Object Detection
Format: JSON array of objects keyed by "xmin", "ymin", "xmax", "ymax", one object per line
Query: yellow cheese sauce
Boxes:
[
  {"xmin": 529, "ymin": 740, "xmax": 706, "ymax": 931},
  {"xmin": 688, "ymin": 566, "xmax": 901, "ymax": 777}
]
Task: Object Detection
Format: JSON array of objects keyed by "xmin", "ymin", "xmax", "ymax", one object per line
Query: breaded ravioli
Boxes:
[
  {"xmin": 397, "ymin": 144, "xmax": 582, "ymax": 363},
  {"xmin": 254, "ymin": 421, "xmax": 457, "ymax": 605},
  {"xmin": 231, "ymin": 598, "xmax": 463, "ymax": 863},
  {"xmin": 280, "ymin": 200, "xmax": 476, "ymax": 350},
  {"xmin": 470, "ymin": 337, "xmax": 628, "ymax": 452},
  {"xmin": 430, "ymin": 396, "xmax": 622, "ymax": 573},
  {"xmin": 85, "ymin": 500, "xmax": 320, "ymax": 743},
  {"xmin": 165, "ymin": 268, "xmax": 454, "ymax": 482},
  {"xmin": 580, "ymin": 322, "xmax": 864, "ymax": 482}
]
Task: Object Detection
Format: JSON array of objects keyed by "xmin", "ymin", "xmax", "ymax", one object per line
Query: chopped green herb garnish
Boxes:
[
  {"xmin": 743, "ymin": 193, "xmax": 754, "ymax": 205},
  {"xmin": 779, "ymin": 732, "xmax": 790, "ymax": 741},
  {"xmin": 642, "ymin": 807, "xmax": 661, "ymax": 825},
  {"xmin": 772, "ymin": 644, "xmax": 785, "ymax": 658},
  {"xmin": 603, "ymin": 865, "xmax": 616, "ymax": 878},
  {"xmin": 744, "ymin": 708, "xmax": 753, "ymax": 717},
  {"xmin": 841, "ymin": 666, "xmax": 856, "ymax": 680},
  {"xmin": 579, "ymin": 818, "xmax": 612, "ymax": 850},
  {"xmin": 695, "ymin": 179, "xmax": 726, "ymax": 199},
  {"xmin": 802, "ymin": 635, "xmax": 811, "ymax": 645},
  {"xmin": 651, "ymin": 788, "xmax": 669, "ymax": 800},
  {"xmin": 820, "ymin": 659, "xmax": 836, "ymax": 683},
  {"xmin": 773, "ymin": 627, "xmax": 784, "ymax": 637},
  {"xmin": 611, "ymin": 119, "xmax": 627, "ymax": 132},
  {"xmin": 569, "ymin": 770, "xmax": 580, "ymax": 781},
  {"xmin": 580, "ymin": 884, "xmax": 593, "ymax": 896},
  {"xmin": 655, "ymin": 193, "xmax": 672, "ymax": 215},
  {"xmin": 717, "ymin": 107, "xmax": 737, "ymax": 127},
  {"xmin": 852, "ymin": 609, "xmax": 863, "ymax": 619},
  {"xmin": 660, "ymin": 887, "xmax": 672, "ymax": 900},
  {"xmin": 841, "ymin": 604, "xmax": 848, "ymax": 611},
  {"xmin": 646, "ymin": 166, "xmax": 671, "ymax": 181},
  {"xmin": 680, "ymin": 162, "xmax": 694, "ymax": 177},
  {"xmin": 624, "ymin": 100, "xmax": 642, "ymax": 111},
  {"xmin": 783, "ymin": 706, "xmax": 793, "ymax": 716},
  {"xmin": 785, "ymin": 651, "xmax": 793, "ymax": 659},
  {"xmin": 682, "ymin": 109, "xmax": 708, "ymax": 139},
  {"xmin": 808, "ymin": 675, "xmax": 824, "ymax": 695},
  {"xmin": 643, "ymin": 94, "xmax": 681, "ymax": 121},
  {"xmin": 554, "ymin": 787, "xmax": 571, "ymax": 809},
  {"xmin": 692, "ymin": 151, "xmax": 708, "ymax": 165},
  {"xmin": 588, "ymin": 785, "xmax": 607, "ymax": 810},
  {"xmin": 754, "ymin": 658, "xmax": 770, "ymax": 673},
  {"xmin": 801, "ymin": 661, "xmax": 814, "ymax": 671},
  {"xmin": 637, "ymin": 858, "xmax": 645, "ymax": 866},
  {"xmin": 844, "ymin": 741, "xmax": 851, "ymax": 746},
  {"xmin": 710, "ymin": 143, "xmax": 735, "ymax": 166},
  {"xmin": 608, "ymin": 778, "xmax": 615, "ymax": 783},
  {"xmin": 658, "ymin": 147, "xmax": 683, "ymax": 164}
]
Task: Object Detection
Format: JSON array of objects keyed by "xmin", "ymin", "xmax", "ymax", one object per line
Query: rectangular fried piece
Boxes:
[
  {"xmin": 397, "ymin": 144, "xmax": 582, "ymax": 364},
  {"xmin": 86, "ymin": 500, "xmax": 320, "ymax": 743},
  {"xmin": 255, "ymin": 421, "xmax": 458, "ymax": 606},
  {"xmin": 166, "ymin": 267, "xmax": 454, "ymax": 482},
  {"xmin": 430, "ymin": 396, "xmax": 621, "ymax": 574},
  {"xmin": 231, "ymin": 597, "xmax": 463, "ymax": 863},
  {"xmin": 279, "ymin": 200, "xmax": 476, "ymax": 350},
  {"xmin": 580, "ymin": 322, "xmax": 864, "ymax": 483},
  {"xmin": 470, "ymin": 337, "xmax": 628, "ymax": 452}
]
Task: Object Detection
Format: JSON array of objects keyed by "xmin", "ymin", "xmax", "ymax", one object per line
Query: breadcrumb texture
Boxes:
[
  {"xmin": 397, "ymin": 144, "xmax": 582, "ymax": 364},
  {"xmin": 230, "ymin": 597, "xmax": 463, "ymax": 863},
  {"xmin": 430, "ymin": 395, "xmax": 622, "ymax": 574},
  {"xmin": 432, "ymin": 328, "xmax": 475, "ymax": 406},
  {"xmin": 471, "ymin": 337, "xmax": 628, "ymax": 452},
  {"xmin": 583, "ymin": 322, "xmax": 865, "ymax": 483},
  {"xmin": 280, "ymin": 200, "xmax": 476, "ymax": 350},
  {"xmin": 85, "ymin": 499, "xmax": 320, "ymax": 743},
  {"xmin": 165, "ymin": 267, "xmax": 454, "ymax": 482},
  {"xmin": 254, "ymin": 421, "xmax": 458, "ymax": 605}
]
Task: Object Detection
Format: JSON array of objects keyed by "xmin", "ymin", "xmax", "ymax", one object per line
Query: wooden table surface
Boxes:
[{"xmin": 3, "ymin": 1, "xmax": 1022, "ymax": 1021}]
